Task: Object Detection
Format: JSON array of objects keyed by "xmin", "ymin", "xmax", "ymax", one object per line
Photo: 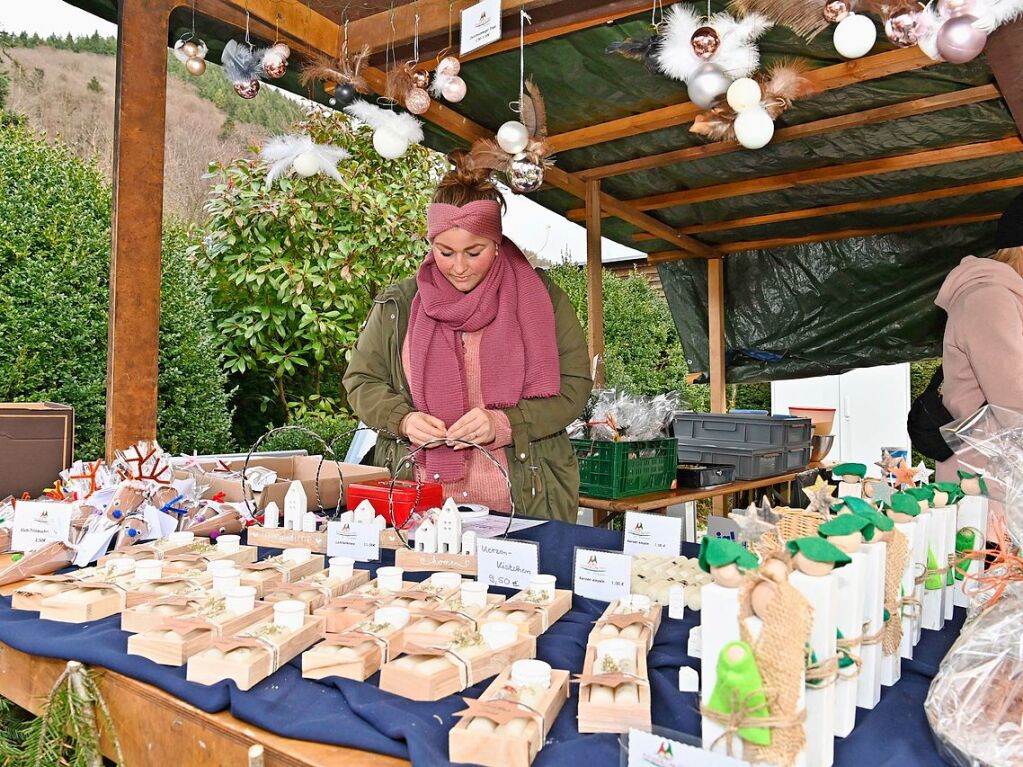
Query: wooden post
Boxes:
[
  {"xmin": 708, "ymin": 257, "xmax": 726, "ymax": 413},
  {"xmin": 106, "ymin": 0, "xmax": 172, "ymax": 460},
  {"xmin": 586, "ymin": 179, "xmax": 605, "ymax": 388}
]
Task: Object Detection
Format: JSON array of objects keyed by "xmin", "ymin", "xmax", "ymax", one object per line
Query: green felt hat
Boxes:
[
  {"xmin": 932, "ymin": 481, "xmax": 966, "ymax": 504},
  {"xmin": 957, "ymin": 470, "xmax": 989, "ymax": 495},
  {"xmin": 699, "ymin": 537, "xmax": 759, "ymax": 574},
  {"xmin": 832, "ymin": 463, "xmax": 867, "ymax": 478},
  {"xmin": 819, "ymin": 514, "xmax": 875, "ymax": 540},
  {"xmin": 835, "ymin": 496, "xmax": 875, "ymax": 516},
  {"xmin": 887, "ymin": 492, "xmax": 921, "ymax": 518},
  {"xmin": 848, "ymin": 505, "xmax": 895, "ymax": 532},
  {"xmin": 785, "ymin": 537, "xmax": 852, "ymax": 566},
  {"xmin": 905, "ymin": 486, "xmax": 935, "ymax": 503}
]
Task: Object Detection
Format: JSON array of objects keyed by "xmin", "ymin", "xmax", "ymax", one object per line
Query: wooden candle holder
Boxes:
[
  {"xmin": 13, "ymin": 565, "xmax": 134, "ymax": 612},
  {"xmin": 378, "ymin": 634, "xmax": 537, "ymax": 702},
  {"xmin": 39, "ymin": 572, "xmax": 214, "ymax": 624},
  {"xmin": 238, "ymin": 554, "xmax": 326, "ymax": 597},
  {"xmin": 576, "ymin": 646, "xmax": 651, "ymax": 734},
  {"xmin": 186, "ymin": 614, "xmax": 326, "ymax": 691},
  {"xmin": 98, "ymin": 537, "xmax": 194, "ymax": 564},
  {"xmin": 394, "ymin": 548, "xmax": 478, "ymax": 576},
  {"xmin": 163, "ymin": 542, "xmax": 258, "ymax": 569},
  {"xmin": 449, "ymin": 668, "xmax": 571, "ymax": 767},
  {"xmin": 479, "ymin": 589, "xmax": 572, "ymax": 637},
  {"xmin": 121, "ymin": 592, "xmax": 217, "ymax": 634},
  {"xmin": 403, "ymin": 595, "xmax": 506, "ymax": 648},
  {"xmin": 127, "ymin": 601, "xmax": 274, "ymax": 666},
  {"xmin": 262, "ymin": 570, "xmax": 370, "ymax": 613},
  {"xmin": 312, "ymin": 579, "xmax": 451, "ymax": 633},
  {"xmin": 586, "ymin": 600, "xmax": 662, "ymax": 651},
  {"xmin": 301, "ymin": 624, "xmax": 408, "ymax": 681}
]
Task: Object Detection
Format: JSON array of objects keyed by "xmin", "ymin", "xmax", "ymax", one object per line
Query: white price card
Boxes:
[
  {"xmin": 11, "ymin": 501, "xmax": 73, "ymax": 553},
  {"xmin": 477, "ymin": 538, "xmax": 539, "ymax": 590},
  {"xmin": 573, "ymin": 547, "xmax": 632, "ymax": 602},
  {"xmin": 623, "ymin": 511, "xmax": 682, "ymax": 556},
  {"xmin": 327, "ymin": 520, "xmax": 380, "ymax": 562},
  {"xmin": 460, "ymin": 0, "xmax": 502, "ymax": 55},
  {"xmin": 627, "ymin": 728, "xmax": 751, "ymax": 767}
]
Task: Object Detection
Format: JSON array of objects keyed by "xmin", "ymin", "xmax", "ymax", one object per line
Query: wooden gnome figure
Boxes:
[{"xmin": 833, "ymin": 463, "xmax": 868, "ymax": 500}]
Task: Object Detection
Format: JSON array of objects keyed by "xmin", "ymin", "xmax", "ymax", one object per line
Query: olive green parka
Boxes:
[{"xmin": 343, "ymin": 272, "xmax": 593, "ymax": 522}]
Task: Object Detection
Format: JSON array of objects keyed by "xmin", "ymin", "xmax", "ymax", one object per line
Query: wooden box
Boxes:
[
  {"xmin": 98, "ymin": 537, "xmax": 194, "ymax": 564},
  {"xmin": 38, "ymin": 579, "xmax": 148, "ymax": 623},
  {"xmin": 449, "ymin": 668, "xmax": 571, "ymax": 767},
  {"xmin": 479, "ymin": 589, "xmax": 572, "ymax": 637},
  {"xmin": 262, "ymin": 570, "xmax": 370, "ymax": 613},
  {"xmin": 576, "ymin": 646, "xmax": 651, "ymax": 733},
  {"xmin": 127, "ymin": 602, "xmax": 274, "ymax": 666},
  {"xmin": 163, "ymin": 542, "xmax": 258, "ymax": 568},
  {"xmin": 185, "ymin": 614, "xmax": 325, "ymax": 691},
  {"xmin": 403, "ymin": 595, "xmax": 506, "ymax": 647},
  {"xmin": 12, "ymin": 564, "xmax": 132, "ymax": 612},
  {"xmin": 238, "ymin": 554, "xmax": 326, "ymax": 597},
  {"xmin": 585, "ymin": 599, "xmax": 662, "ymax": 651},
  {"xmin": 378, "ymin": 634, "xmax": 537, "ymax": 702},
  {"xmin": 301, "ymin": 624, "xmax": 407, "ymax": 681},
  {"xmin": 395, "ymin": 548, "xmax": 478, "ymax": 576},
  {"xmin": 312, "ymin": 579, "xmax": 443, "ymax": 633},
  {"xmin": 121, "ymin": 593, "xmax": 215, "ymax": 634},
  {"xmin": 245, "ymin": 527, "xmax": 327, "ymax": 553}
]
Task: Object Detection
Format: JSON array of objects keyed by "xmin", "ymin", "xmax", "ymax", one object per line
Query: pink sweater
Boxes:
[{"xmin": 401, "ymin": 330, "xmax": 514, "ymax": 511}]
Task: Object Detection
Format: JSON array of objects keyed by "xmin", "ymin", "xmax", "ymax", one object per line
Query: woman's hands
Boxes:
[
  {"xmin": 402, "ymin": 408, "xmax": 498, "ymax": 448},
  {"xmin": 400, "ymin": 412, "xmax": 447, "ymax": 446}
]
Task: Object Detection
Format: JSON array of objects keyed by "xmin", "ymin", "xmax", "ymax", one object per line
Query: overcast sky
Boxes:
[{"xmin": 0, "ymin": 0, "xmax": 642, "ymax": 265}]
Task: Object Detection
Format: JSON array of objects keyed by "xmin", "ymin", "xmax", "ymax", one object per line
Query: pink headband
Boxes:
[{"xmin": 427, "ymin": 200, "xmax": 503, "ymax": 243}]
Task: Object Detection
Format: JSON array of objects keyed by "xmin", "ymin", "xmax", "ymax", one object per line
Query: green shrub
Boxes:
[
  {"xmin": 0, "ymin": 64, "xmax": 8, "ymax": 111},
  {"xmin": 0, "ymin": 120, "xmax": 234, "ymax": 457},
  {"xmin": 86, "ymin": 76, "xmax": 102, "ymax": 93},
  {"xmin": 256, "ymin": 411, "xmax": 359, "ymax": 460}
]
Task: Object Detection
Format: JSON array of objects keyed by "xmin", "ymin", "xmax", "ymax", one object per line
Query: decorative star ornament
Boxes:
[
  {"xmin": 913, "ymin": 461, "xmax": 934, "ymax": 485},
  {"xmin": 891, "ymin": 459, "xmax": 919, "ymax": 489},
  {"xmin": 875, "ymin": 450, "xmax": 899, "ymax": 476},
  {"xmin": 802, "ymin": 475, "xmax": 837, "ymax": 516},
  {"xmin": 871, "ymin": 481, "xmax": 895, "ymax": 507},
  {"xmin": 728, "ymin": 500, "xmax": 778, "ymax": 546}
]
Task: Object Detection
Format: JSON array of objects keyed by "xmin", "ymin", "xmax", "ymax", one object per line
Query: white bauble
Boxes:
[
  {"xmin": 292, "ymin": 151, "xmax": 320, "ymax": 177},
  {"xmin": 734, "ymin": 107, "xmax": 775, "ymax": 149},
  {"xmin": 726, "ymin": 77, "xmax": 762, "ymax": 112},
  {"xmin": 687, "ymin": 63, "xmax": 732, "ymax": 109},
  {"xmin": 833, "ymin": 13, "xmax": 878, "ymax": 59},
  {"xmin": 496, "ymin": 121, "xmax": 530, "ymax": 154},
  {"xmin": 373, "ymin": 127, "xmax": 409, "ymax": 159}
]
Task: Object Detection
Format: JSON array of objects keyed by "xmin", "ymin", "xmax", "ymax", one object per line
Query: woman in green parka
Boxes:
[{"xmin": 343, "ymin": 151, "xmax": 593, "ymax": 522}]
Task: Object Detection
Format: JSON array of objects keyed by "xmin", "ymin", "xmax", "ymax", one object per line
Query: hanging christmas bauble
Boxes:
[
  {"xmin": 411, "ymin": 69, "xmax": 430, "ymax": 89},
  {"xmin": 885, "ymin": 4, "xmax": 924, "ymax": 47},
  {"xmin": 234, "ymin": 79, "xmax": 261, "ymax": 99},
  {"xmin": 292, "ymin": 151, "xmax": 320, "ymax": 177},
  {"xmin": 833, "ymin": 13, "xmax": 877, "ymax": 59},
  {"xmin": 262, "ymin": 51, "xmax": 287, "ymax": 79},
  {"xmin": 272, "ymin": 42, "xmax": 291, "ymax": 58},
  {"xmin": 441, "ymin": 76, "xmax": 467, "ymax": 102},
  {"xmin": 181, "ymin": 41, "xmax": 200, "ymax": 58},
  {"xmin": 726, "ymin": 77, "xmax": 762, "ymax": 112},
  {"xmin": 185, "ymin": 56, "xmax": 207, "ymax": 76},
  {"xmin": 823, "ymin": 0, "xmax": 851, "ymax": 23},
  {"xmin": 437, "ymin": 56, "xmax": 461, "ymax": 76},
  {"xmin": 508, "ymin": 153, "xmax": 544, "ymax": 193},
  {"xmin": 937, "ymin": 0, "xmax": 975, "ymax": 17},
  {"xmin": 687, "ymin": 63, "xmax": 731, "ymax": 109},
  {"xmin": 333, "ymin": 83, "xmax": 358, "ymax": 107},
  {"xmin": 374, "ymin": 127, "xmax": 410, "ymax": 160},
  {"xmin": 405, "ymin": 87, "xmax": 432, "ymax": 114},
  {"xmin": 690, "ymin": 26, "xmax": 721, "ymax": 60},
  {"xmin": 497, "ymin": 121, "xmax": 530, "ymax": 154},
  {"xmin": 936, "ymin": 14, "xmax": 987, "ymax": 62},
  {"xmin": 733, "ymin": 106, "xmax": 775, "ymax": 150}
]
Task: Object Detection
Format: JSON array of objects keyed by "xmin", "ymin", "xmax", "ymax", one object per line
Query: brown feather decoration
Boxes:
[
  {"xmin": 299, "ymin": 44, "xmax": 371, "ymax": 95},
  {"xmin": 728, "ymin": 0, "xmax": 830, "ymax": 41},
  {"xmin": 519, "ymin": 79, "xmax": 549, "ymax": 139},
  {"xmin": 468, "ymin": 138, "xmax": 514, "ymax": 173},
  {"xmin": 386, "ymin": 64, "xmax": 415, "ymax": 104}
]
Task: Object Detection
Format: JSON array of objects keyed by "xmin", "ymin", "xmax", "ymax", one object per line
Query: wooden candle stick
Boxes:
[
  {"xmin": 121, "ymin": 592, "xmax": 215, "ymax": 634},
  {"xmin": 576, "ymin": 645, "xmax": 651, "ymax": 733},
  {"xmin": 162, "ymin": 539, "xmax": 258, "ymax": 567},
  {"xmin": 301, "ymin": 614, "xmax": 408, "ymax": 681},
  {"xmin": 403, "ymin": 594, "xmax": 506, "ymax": 647},
  {"xmin": 238, "ymin": 553, "xmax": 326, "ymax": 596},
  {"xmin": 586, "ymin": 597, "xmax": 662, "ymax": 651},
  {"xmin": 12, "ymin": 563, "xmax": 136, "ymax": 612},
  {"xmin": 261, "ymin": 569, "xmax": 370, "ymax": 613}
]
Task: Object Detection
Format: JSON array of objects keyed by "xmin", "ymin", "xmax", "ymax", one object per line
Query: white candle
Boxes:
[
  {"xmin": 283, "ymin": 547, "xmax": 311, "ymax": 565},
  {"xmin": 481, "ymin": 622, "xmax": 518, "ymax": 650},
  {"xmin": 207, "ymin": 559, "xmax": 236, "ymax": 574},
  {"xmin": 216, "ymin": 535, "xmax": 241, "ymax": 554},
  {"xmin": 212, "ymin": 568, "xmax": 241, "ymax": 595},
  {"xmin": 224, "ymin": 586, "xmax": 256, "ymax": 614},
  {"xmin": 460, "ymin": 581, "xmax": 488, "ymax": 608},
  {"xmin": 373, "ymin": 606, "xmax": 410, "ymax": 630},
  {"xmin": 106, "ymin": 557, "xmax": 135, "ymax": 575},
  {"xmin": 528, "ymin": 574, "xmax": 556, "ymax": 604},
  {"xmin": 168, "ymin": 531, "xmax": 194, "ymax": 545},
  {"xmin": 620, "ymin": 594, "xmax": 651, "ymax": 613},
  {"xmin": 430, "ymin": 572, "xmax": 462, "ymax": 591},
  {"xmin": 510, "ymin": 659, "xmax": 551, "ymax": 689},
  {"xmin": 329, "ymin": 557, "xmax": 355, "ymax": 581},
  {"xmin": 135, "ymin": 559, "xmax": 163, "ymax": 582},
  {"xmin": 273, "ymin": 599, "xmax": 306, "ymax": 631},
  {"xmin": 376, "ymin": 567, "xmax": 404, "ymax": 593}
]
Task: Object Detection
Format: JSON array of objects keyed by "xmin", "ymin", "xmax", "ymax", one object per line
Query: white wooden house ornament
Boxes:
[
  {"xmin": 283, "ymin": 481, "xmax": 307, "ymax": 531},
  {"xmin": 263, "ymin": 501, "xmax": 280, "ymax": 529},
  {"xmin": 437, "ymin": 499, "xmax": 462, "ymax": 554},
  {"xmin": 415, "ymin": 516, "xmax": 438, "ymax": 553},
  {"xmin": 460, "ymin": 530, "xmax": 477, "ymax": 556},
  {"xmin": 353, "ymin": 499, "xmax": 376, "ymax": 525}
]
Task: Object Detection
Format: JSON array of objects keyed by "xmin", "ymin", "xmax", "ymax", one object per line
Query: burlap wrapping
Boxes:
[
  {"xmin": 736, "ymin": 576, "xmax": 812, "ymax": 767},
  {"xmin": 883, "ymin": 530, "xmax": 909, "ymax": 656}
]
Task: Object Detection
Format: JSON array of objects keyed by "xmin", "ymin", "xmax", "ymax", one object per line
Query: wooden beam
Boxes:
[
  {"xmin": 548, "ymin": 46, "xmax": 935, "ymax": 153},
  {"xmin": 985, "ymin": 19, "xmax": 1023, "ymax": 136},
  {"xmin": 707, "ymin": 258, "xmax": 726, "ymax": 413},
  {"xmin": 649, "ymin": 211, "xmax": 1001, "ymax": 262},
  {"xmin": 581, "ymin": 84, "xmax": 1002, "ymax": 181},
  {"xmin": 629, "ymin": 174, "xmax": 1023, "ymax": 239},
  {"xmin": 222, "ymin": 0, "xmax": 337, "ymax": 54},
  {"xmin": 106, "ymin": 0, "xmax": 175, "ymax": 460},
  {"xmin": 586, "ymin": 179, "xmax": 605, "ymax": 388}
]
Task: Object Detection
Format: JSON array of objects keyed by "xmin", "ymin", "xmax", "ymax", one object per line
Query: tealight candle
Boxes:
[
  {"xmin": 528, "ymin": 574, "xmax": 556, "ymax": 604},
  {"xmin": 373, "ymin": 606, "xmax": 410, "ymax": 630},
  {"xmin": 167, "ymin": 531, "xmax": 194, "ymax": 545},
  {"xmin": 273, "ymin": 599, "xmax": 305, "ymax": 631},
  {"xmin": 207, "ymin": 559, "xmax": 236, "ymax": 574},
  {"xmin": 328, "ymin": 556, "xmax": 355, "ymax": 581},
  {"xmin": 376, "ymin": 566, "xmax": 404, "ymax": 592},
  {"xmin": 620, "ymin": 593, "xmax": 651, "ymax": 613},
  {"xmin": 224, "ymin": 585, "xmax": 256, "ymax": 614},
  {"xmin": 135, "ymin": 559, "xmax": 163, "ymax": 582},
  {"xmin": 510, "ymin": 659, "xmax": 552, "ymax": 689},
  {"xmin": 212, "ymin": 568, "xmax": 241, "ymax": 595},
  {"xmin": 481, "ymin": 621, "xmax": 518, "ymax": 650},
  {"xmin": 460, "ymin": 580, "xmax": 488, "ymax": 608},
  {"xmin": 430, "ymin": 572, "xmax": 462, "ymax": 591},
  {"xmin": 216, "ymin": 534, "xmax": 240, "ymax": 554},
  {"xmin": 283, "ymin": 547, "xmax": 311, "ymax": 565},
  {"xmin": 106, "ymin": 557, "xmax": 136, "ymax": 575}
]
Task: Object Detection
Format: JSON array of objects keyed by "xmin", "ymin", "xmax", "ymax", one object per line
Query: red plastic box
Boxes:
[{"xmin": 346, "ymin": 478, "xmax": 444, "ymax": 528}]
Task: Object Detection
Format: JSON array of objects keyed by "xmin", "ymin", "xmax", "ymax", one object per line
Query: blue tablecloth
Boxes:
[{"xmin": 0, "ymin": 520, "xmax": 961, "ymax": 766}]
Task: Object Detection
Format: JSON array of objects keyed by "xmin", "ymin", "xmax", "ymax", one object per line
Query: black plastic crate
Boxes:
[
  {"xmin": 677, "ymin": 463, "xmax": 735, "ymax": 488},
  {"xmin": 672, "ymin": 412, "xmax": 812, "ymax": 447},
  {"xmin": 675, "ymin": 443, "xmax": 812, "ymax": 481}
]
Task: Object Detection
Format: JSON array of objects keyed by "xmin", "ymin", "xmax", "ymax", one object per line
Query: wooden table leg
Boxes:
[{"xmin": 711, "ymin": 496, "xmax": 726, "ymax": 517}]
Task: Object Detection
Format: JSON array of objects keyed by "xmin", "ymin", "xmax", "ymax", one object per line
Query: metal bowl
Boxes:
[{"xmin": 810, "ymin": 434, "xmax": 836, "ymax": 463}]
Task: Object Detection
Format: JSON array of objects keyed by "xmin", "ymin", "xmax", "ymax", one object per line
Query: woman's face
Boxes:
[{"xmin": 432, "ymin": 227, "xmax": 498, "ymax": 293}]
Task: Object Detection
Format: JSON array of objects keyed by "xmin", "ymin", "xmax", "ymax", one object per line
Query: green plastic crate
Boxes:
[{"xmin": 571, "ymin": 438, "xmax": 678, "ymax": 499}]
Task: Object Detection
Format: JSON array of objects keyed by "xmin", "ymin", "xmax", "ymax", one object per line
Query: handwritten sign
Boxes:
[
  {"xmin": 460, "ymin": 0, "xmax": 502, "ymax": 55},
  {"xmin": 327, "ymin": 520, "xmax": 380, "ymax": 562},
  {"xmin": 623, "ymin": 511, "xmax": 682, "ymax": 556},
  {"xmin": 476, "ymin": 538, "xmax": 538, "ymax": 590},
  {"xmin": 573, "ymin": 547, "xmax": 632, "ymax": 602},
  {"xmin": 12, "ymin": 501, "xmax": 73, "ymax": 553}
]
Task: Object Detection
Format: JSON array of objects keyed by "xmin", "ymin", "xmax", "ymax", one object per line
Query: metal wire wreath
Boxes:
[{"xmin": 242, "ymin": 425, "xmax": 341, "ymax": 515}]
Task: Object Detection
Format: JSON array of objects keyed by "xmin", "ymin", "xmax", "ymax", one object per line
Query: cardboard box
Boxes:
[
  {"xmin": 191, "ymin": 456, "xmax": 388, "ymax": 512},
  {"xmin": 0, "ymin": 403, "xmax": 74, "ymax": 499}
]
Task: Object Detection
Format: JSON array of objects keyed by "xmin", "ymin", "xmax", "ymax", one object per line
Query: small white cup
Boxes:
[
  {"xmin": 373, "ymin": 606, "xmax": 410, "ymax": 630},
  {"xmin": 105, "ymin": 557, "xmax": 135, "ymax": 575},
  {"xmin": 481, "ymin": 621, "xmax": 519, "ymax": 650},
  {"xmin": 135, "ymin": 559, "xmax": 163, "ymax": 582},
  {"xmin": 430, "ymin": 572, "xmax": 462, "ymax": 591},
  {"xmin": 328, "ymin": 556, "xmax": 355, "ymax": 582},
  {"xmin": 212, "ymin": 568, "xmax": 241, "ymax": 595},
  {"xmin": 621, "ymin": 593, "xmax": 651, "ymax": 613},
  {"xmin": 216, "ymin": 534, "xmax": 241, "ymax": 554},
  {"xmin": 283, "ymin": 547, "xmax": 311, "ymax": 565},
  {"xmin": 596, "ymin": 639, "xmax": 637, "ymax": 674},
  {"xmin": 460, "ymin": 580, "xmax": 488, "ymax": 608},
  {"xmin": 207, "ymin": 559, "xmax": 237, "ymax": 574},
  {"xmin": 511, "ymin": 659, "xmax": 552, "ymax": 689},
  {"xmin": 376, "ymin": 566, "xmax": 404, "ymax": 592},
  {"xmin": 224, "ymin": 585, "xmax": 256, "ymax": 614},
  {"xmin": 167, "ymin": 531, "xmax": 194, "ymax": 545},
  {"xmin": 273, "ymin": 599, "xmax": 306, "ymax": 631},
  {"xmin": 528, "ymin": 574, "xmax": 556, "ymax": 604}
]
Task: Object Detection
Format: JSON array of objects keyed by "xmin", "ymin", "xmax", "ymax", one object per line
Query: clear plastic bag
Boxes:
[{"xmin": 569, "ymin": 389, "xmax": 682, "ymax": 441}]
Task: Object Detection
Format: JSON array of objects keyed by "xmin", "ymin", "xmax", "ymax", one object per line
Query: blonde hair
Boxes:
[{"xmin": 993, "ymin": 246, "xmax": 1023, "ymax": 276}]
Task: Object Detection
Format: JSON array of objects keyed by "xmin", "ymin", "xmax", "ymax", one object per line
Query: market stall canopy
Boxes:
[{"xmin": 69, "ymin": 0, "xmax": 1023, "ymax": 382}]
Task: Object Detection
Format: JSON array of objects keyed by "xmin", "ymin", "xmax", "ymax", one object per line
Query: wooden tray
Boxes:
[
  {"xmin": 378, "ymin": 634, "xmax": 536, "ymax": 702},
  {"xmin": 163, "ymin": 543, "xmax": 258, "ymax": 568},
  {"xmin": 127, "ymin": 602, "xmax": 274, "ymax": 666},
  {"xmin": 262, "ymin": 569, "xmax": 370, "ymax": 613},
  {"xmin": 301, "ymin": 624, "xmax": 407, "ymax": 681},
  {"xmin": 185, "ymin": 614, "xmax": 325, "ymax": 691},
  {"xmin": 12, "ymin": 565, "xmax": 134, "ymax": 612},
  {"xmin": 576, "ymin": 646, "xmax": 651, "ymax": 734},
  {"xmin": 449, "ymin": 668, "xmax": 571, "ymax": 767},
  {"xmin": 479, "ymin": 589, "xmax": 572, "ymax": 637},
  {"xmin": 121, "ymin": 592, "xmax": 217, "ymax": 634},
  {"xmin": 238, "ymin": 554, "xmax": 326, "ymax": 597},
  {"xmin": 394, "ymin": 548, "xmax": 478, "ymax": 576},
  {"xmin": 403, "ymin": 594, "xmax": 506, "ymax": 648},
  {"xmin": 312, "ymin": 579, "xmax": 446, "ymax": 633},
  {"xmin": 585, "ymin": 599, "xmax": 662, "ymax": 651}
]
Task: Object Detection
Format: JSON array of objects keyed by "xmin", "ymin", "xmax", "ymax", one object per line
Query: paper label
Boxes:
[
  {"xmin": 623, "ymin": 511, "xmax": 682, "ymax": 556},
  {"xmin": 460, "ymin": 0, "xmax": 502, "ymax": 55},
  {"xmin": 327, "ymin": 520, "xmax": 380, "ymax": 562},
  {"xmin": 573, "ymin": 547, "xmax": 632, "ymax": 602},
  {"xmin": 476, "ymin": 538, "xmax": 538, "ymax": 590},
  {"xmin": 12, "ymin": 501, "xmax": 73, "ymax": 552},
  {"xmin": 73, "ymin": 525, "xmax": 119, "ymax": 567},
  {"xmin": 627, "ymin": 728, "xmax": 750, "ymax": 767}
]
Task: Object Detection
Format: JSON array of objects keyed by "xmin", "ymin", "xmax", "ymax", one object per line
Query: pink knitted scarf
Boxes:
[{"xmin": 407, "ymin": 214, "xmax": 561, "ymax": 483}]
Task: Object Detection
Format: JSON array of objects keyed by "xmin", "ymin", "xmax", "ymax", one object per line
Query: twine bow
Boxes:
[
  {"xmin": 699, "ymin": 688, "xmax": 807, "ymax": 758},
  {"xmin": 959, "ymin": 546, "xmax": 1023, "ymax": 607}
]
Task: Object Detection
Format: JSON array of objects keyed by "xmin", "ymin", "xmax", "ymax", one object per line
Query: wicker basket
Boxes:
[{"xmin": 754, "ymin": 508, "xmax": 824, "ymax": 559}]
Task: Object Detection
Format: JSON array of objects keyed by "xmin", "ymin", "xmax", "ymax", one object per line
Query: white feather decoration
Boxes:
[
  {"xmin": 916, "ymin": 4, "xmax": 944, "ymax": 61},
  {"xmin": 429, "ymin": 71, "xmax": 456, "ymax": 99},
  {"xmin": 656, "ymin": 5, "xmax": 772, "ymax": 83},
  {"xmin": 918, "ymin": 0, "xmax": 1023, "ymax": 61},
  {"xmin": 344, "ymin": 100, "xmax": 425, "ymax": 144},
  {"xmin": 259, "ymin": 135, "xmax": 350, "ymax": 186}
]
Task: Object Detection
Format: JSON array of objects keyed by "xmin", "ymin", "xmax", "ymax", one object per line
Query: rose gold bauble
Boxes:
[
  {"xmin": 936, "ymin": 14, "xmax": 988, "ymax": 63},
  {"xmin": 405, "ymin": 87, "xmax": 431, "ymax": 114},
  {"xmin": 823, "ymin": 0, "xmax": 851, "ymax": 23},
  {"xmin": 263, "ymin": 55, "xmax": 287, "ymax": 79},
  {"xmin": 885, "ymin": 4, "xmax": 924, "ymax": 47},
  {"xmin": 437, "ymin": 55, "xmax": 461, "ymax": 76},
  {"xmin": 234, "ymin": 79, "xmax": 261, "ymax": 99},
  {"xmin": 938, "ymin": 0, "xmax": 975, "ymax": 17},
  {"xmin": 272, "ymin": 42, "xmax": 291, "ymax": 58},
  {"xmin": 690, "ymin": 26, "xmax": 721, "ymax": 59},
  {"xmin": 185, "ymin": 56, "xmax": 207, "ymax": 76},
  {"xmin": 181, "ymin": 41, "xmax": 200, "ymax": 58},
  {"xmin": 441, "ymin": 75, "xmax": 467, "ymax": 102},
  {"xmin": 411, "ymin": 69, "xmax": 430, "ymax": 89}
]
